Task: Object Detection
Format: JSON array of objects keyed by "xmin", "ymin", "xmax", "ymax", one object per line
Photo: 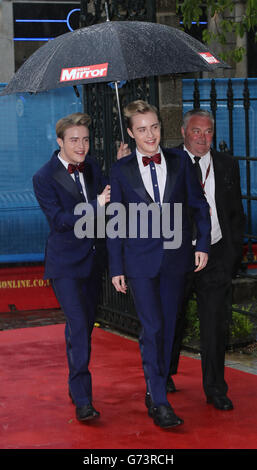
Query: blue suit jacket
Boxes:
[
  {"xmin": 107, "ymin": 148, "xmax": 211, "ymax": 278},
  {"xmin": 33, "ymin": 150, "xmax": 107, "ymax": 279}
]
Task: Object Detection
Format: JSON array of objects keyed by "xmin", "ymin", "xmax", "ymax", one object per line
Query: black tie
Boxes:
[
  {"xmin": 74, "ymin": 169, "xmax": 86, "ymax": 200},
  {"xmin": 192, "ymin": 157, "xmax": 202, "ymax": 241},
  {"xmin": 194, "ymin": 156, "xmax": 202, "ymax": 183}
]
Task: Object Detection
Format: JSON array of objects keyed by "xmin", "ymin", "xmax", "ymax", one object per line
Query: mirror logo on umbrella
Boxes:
[{"xmin": 60, "ymin": 63, "xmax": 109, "ymax": 82}]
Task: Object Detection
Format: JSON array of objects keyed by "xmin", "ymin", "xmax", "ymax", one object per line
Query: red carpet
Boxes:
[{"xmin": 0, "ymin": 324, "xmax": 257, "ymax": 450}]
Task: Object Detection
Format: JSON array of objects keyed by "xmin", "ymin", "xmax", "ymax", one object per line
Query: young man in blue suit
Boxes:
[
  {"xmin": 33, "ymin": 112, "xmax": 112, "ymax": 422},
  {"xmin": 108, "ymin": 100, "xmax": 211, "ymax": 429}
]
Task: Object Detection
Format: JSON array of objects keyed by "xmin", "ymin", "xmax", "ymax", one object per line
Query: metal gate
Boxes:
[
  {"xmin": 80, "ymin": 0, "xmax": 158, "ymax": 175},
  {"xmin": 182, "ymin": 78, "xmax": 257, "ymax": 344},
  {"xmin": 182, "ymin": 78, "xmax": 257, "ymax": 271},
  {"xmin": 78, "ymin": 1, "xmax": 157, "ymax": 335}
]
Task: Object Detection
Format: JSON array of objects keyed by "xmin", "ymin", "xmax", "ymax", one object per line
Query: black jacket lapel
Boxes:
[
  {"xmin": 162, "ymin": 148, "xmax": 181, "ymax": 203},
  {"xmin": 51, "ymin": 153, "xmax": 84, "ymax": 202},
  {"xmin": 211, "ymin": 149, "xmax": 224, "ymax": 207},
  {"xmin": 120, "ymin": 152, "xmax": 153, "ymax": 204}
]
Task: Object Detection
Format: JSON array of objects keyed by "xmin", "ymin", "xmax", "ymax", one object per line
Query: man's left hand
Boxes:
[{"xmin": 116, "ymin": 142, "xmax": 131, "ymax": 160}]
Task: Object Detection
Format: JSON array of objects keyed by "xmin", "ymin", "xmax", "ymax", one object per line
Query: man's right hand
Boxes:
[{"xmin": 112, "ymin": 275, "xmax": 127, "ymax": 294}]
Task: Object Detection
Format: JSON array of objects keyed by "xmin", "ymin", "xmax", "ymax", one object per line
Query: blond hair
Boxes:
[
  {"xmin": 56, "ymin": 112, "xmax": 91, "ymax": 140},
  {"xmin": 123, "ymin": 100, "xmax": 160, "ymax": 130}
]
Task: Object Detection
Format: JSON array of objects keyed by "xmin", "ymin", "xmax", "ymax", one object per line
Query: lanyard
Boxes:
[{"xmin": 200, "ymin": 159, "xmax": 211, "ymax": 191}]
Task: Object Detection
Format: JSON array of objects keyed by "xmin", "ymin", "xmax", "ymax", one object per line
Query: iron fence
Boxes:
[
  {"xmin": 80, "ymin": 0, "xmax": 157, "ymax": 335},
  {"xmin": 1, "ymin": 1, "xmax": 256, "ymax": 346},
  {"xmin": 180, "ymin": 78, "xmax": 257, "ymax": 348},
  {"xmin": 79, "ymin": 0, "xmax": 158, "ymax": 175},
  {"xmin": 183, "ymin": 78, "xmax": 257, "ymax": 273},
  {"xmin": 97, "ymin": 77, "xmax": 257, "ymax": 346}
]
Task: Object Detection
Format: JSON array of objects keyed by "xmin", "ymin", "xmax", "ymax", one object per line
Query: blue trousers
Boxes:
[
  {"xmin": 129, "ymin": 270, "xmax": 185, "ymax": 407},
  {"xmin": 52, "ymin": 274, "xmax": 100, "ymax": 407}
]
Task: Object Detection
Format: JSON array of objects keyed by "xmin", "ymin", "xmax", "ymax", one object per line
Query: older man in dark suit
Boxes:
[{"xmin": 167, "ymin": 109, "xmax": 245, "ymax": 411}]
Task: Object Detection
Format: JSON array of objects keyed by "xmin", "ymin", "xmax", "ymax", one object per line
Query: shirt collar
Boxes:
[
  {"xmin": 58, "ymin": 152, "xmax": 69, "ymax": 170},
  {"xmin": 184, "ymin": 145, "xmax": 211, "ymax": 166},
  {"xmin": 136, "ymin": 146, "xmax": 161, "ymax": 158}
]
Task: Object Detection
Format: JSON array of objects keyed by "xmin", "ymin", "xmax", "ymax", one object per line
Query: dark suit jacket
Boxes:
[
  {"xmin": 33, "ymin": 150, "xmax": 107, "ymax": 279},
  {"xmin": 210, "ymin": 148, "xmax": 245, "ymax": 276},
  {"xmin": 179, "ymin": 144, "xmax": 245, "ymax": 277},
  {"xmin": 107, "ymin": 147, "xmax": 211, "ymax": 279}
]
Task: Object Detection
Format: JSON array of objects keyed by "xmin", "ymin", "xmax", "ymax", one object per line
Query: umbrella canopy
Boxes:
[{"xmin": 1, "ymin": 20, "xmax": 229, "ymax": 96}]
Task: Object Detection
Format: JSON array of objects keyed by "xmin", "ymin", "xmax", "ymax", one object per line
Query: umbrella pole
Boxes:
[
  {"xmin": 105, "ymin": 4, "xmax": 124, "ymax": 142},
  {"xmin": 105, "ymin": 2, "xmax": 110, "ymax": 21},
  {"xmin": 114, "ymin": 81, "xmax": 125, "ymax": 143}
]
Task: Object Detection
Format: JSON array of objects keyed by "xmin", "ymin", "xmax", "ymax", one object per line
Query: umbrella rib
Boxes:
[
  {"xmin": 34, "ymin": 40, "xmax": 69, "ymax": 92},
  {"xmin": 1, "ymin": 20, "xmax": 229, "ymax": 96},
  {"xmin": 110, "ymin": 23, "xmax": 130, "ymax": 81}
]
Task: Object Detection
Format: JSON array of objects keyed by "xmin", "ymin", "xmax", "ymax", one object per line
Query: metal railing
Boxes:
[
  {"xmin": 183, "ymin": 78, "xmax": 257, "ymax": 273},
  {"xmin": 96, "ymin": 77, "xmax": 257, "ymax": 346}
]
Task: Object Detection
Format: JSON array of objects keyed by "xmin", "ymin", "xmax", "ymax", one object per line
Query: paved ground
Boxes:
[{"xmin": 0, "ymin": 308, "xmax": 65, "ymax": 330}]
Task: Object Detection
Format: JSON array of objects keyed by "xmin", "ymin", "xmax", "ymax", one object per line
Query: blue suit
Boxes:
[
  {"xmin": 107, "ymin": 148, "xmax": 211, "ymax": 406},
  {"xmin": 33, "ymin": 150, "xmax": 107, "ymax": 407}
]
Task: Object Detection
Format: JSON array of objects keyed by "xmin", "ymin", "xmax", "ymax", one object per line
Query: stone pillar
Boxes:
[
  {"xmin": 203, "ymin": 0, "xmax": 247, "ymax": 78},
  {"xmin": 235, "ymin": 1, "xmax": 247, "ymax": 77},
  {"xmin": 0, "ymin": 0, "xmax": 15, "ymax": 83},
  {"xmin": 156, "ymin": 0, "xmax": 183, "ymax": 147}
]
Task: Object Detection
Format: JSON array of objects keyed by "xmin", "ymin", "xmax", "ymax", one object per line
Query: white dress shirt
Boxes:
[
  {"xmin": 136, "ymin": 147, "xmax": 167, "ymax": 203},
  {"xmin": 58, "ymin": 153, "xmax": 88, "ymax": 201},
  {"xmin": 185, "ymin": 146, "xmax": 222, "ymax": 245}
]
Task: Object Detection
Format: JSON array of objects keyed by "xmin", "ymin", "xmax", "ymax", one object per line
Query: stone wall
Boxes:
[
  {"xmin": 0, "ymin": 1, "xmax": 15, "ymax": 83},
  {"xmin": 156, "ymin": 0, "xmax": 183, "ymax": 146},
  {"xmin": 205, "ymin": 1, "xmax": 248, "ymax": 79}
]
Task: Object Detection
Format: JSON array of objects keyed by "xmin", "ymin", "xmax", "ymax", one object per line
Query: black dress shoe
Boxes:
[
  {"xmin": 145, "ymin": 393, "xmax": 183, "ymax": 428},
  {"xmin": 152, "ymin": 404, "xmax": 184, "ymax": 429},
  {"xmin": 76, "ymin": 404, "xmax": 100, "ymax": 421},
  {"xmin": 166, "ymin": 376, "xmax": 177, "ymax": 393},
  {"xmin": 207, "ymin": 395, "xmax": 234, "ymax": 411}
]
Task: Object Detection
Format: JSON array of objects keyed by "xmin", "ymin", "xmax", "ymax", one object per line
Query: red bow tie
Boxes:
[
  {"xmin": 68, "ymin": 162, "xmax": 85, "ymax": 174},
  {"xmin": 142, "ymin": 153, "xmax": 161, "ymax": 167}
]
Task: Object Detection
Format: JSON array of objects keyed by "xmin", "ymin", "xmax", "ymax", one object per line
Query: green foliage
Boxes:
[
  {"xmin": 183, "ymin": 296, "xmax": 200, "ymax": 344},
  {"xmin": 230, "ymin": 311, "xmax": 254, "ymax": 339},
  {"xmin": 177, "ymin": 0, "xmax": 257, "ymax": 63},
  {"xmin": 231, "ymin": 305, "xmax": 255, "ymax": 339},
  {"xmin": 183, "ymin": 298, "xmax": 255, "ymax": 345}
]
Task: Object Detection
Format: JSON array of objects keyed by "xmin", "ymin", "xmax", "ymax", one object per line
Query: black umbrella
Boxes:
[{"xmin": 1, "ymin": 18, "xmax": 229, "ymax": 140}]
